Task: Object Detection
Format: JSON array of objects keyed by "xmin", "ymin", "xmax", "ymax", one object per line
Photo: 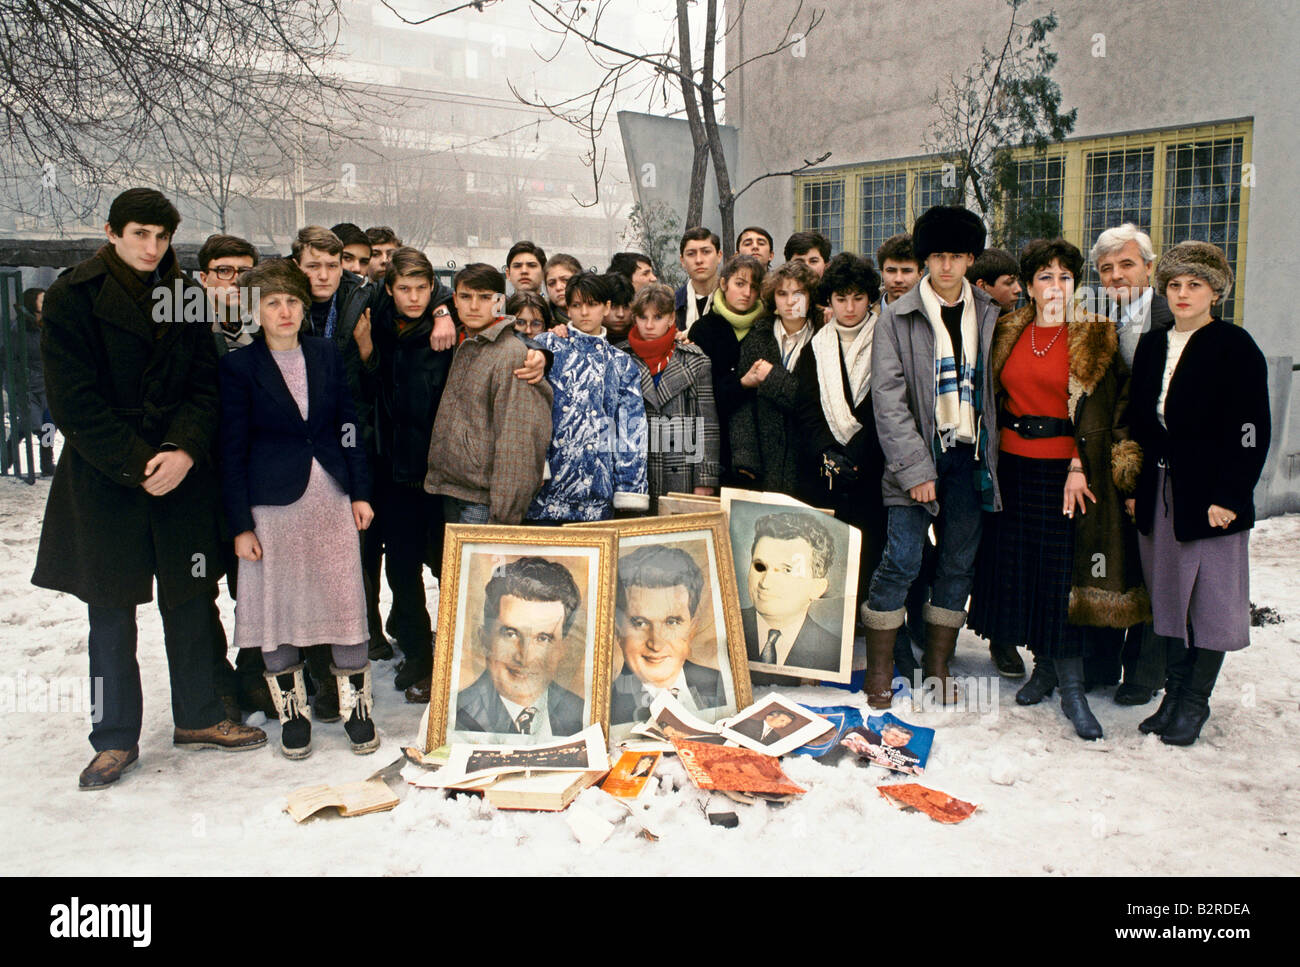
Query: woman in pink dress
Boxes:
[{"xmin": 219, "ymin": 259, "xmax": 378, "ymax": 759}]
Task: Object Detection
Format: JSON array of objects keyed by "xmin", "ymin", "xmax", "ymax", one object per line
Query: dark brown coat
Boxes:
[
  {"xmin": 990, "ymin": 304, "xmax": 1150, "ymax": 628},
  {"xmin": 31, "ymin": 248, "xmax": 226, "ymax": 609}
]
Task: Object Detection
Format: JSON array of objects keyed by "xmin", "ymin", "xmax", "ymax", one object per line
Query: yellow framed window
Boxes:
[{"xmin": 796, "ymin": 119, "xmax": 1253, "ymax": 324}]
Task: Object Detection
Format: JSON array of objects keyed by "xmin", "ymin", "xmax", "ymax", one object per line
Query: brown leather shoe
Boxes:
[
  {"xmin": 79, "ymin": 746, "xmax": 140, "ymax": 791},
  {"xmin": 404, "ymin": 675, "xmax": 432, "ymax": 704},
  {"xmin": 173, "ymin": 719, "xmax": 267, "ymax": 751}
]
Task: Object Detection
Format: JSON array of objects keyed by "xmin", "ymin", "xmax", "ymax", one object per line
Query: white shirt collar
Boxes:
[
  {"xmin": 1118, "ymin": 286, "xmax": 1154, "ymax": 326},
  {"xmin": 498, "ymin": 691, "xmax": 550, "ymax": 736}
]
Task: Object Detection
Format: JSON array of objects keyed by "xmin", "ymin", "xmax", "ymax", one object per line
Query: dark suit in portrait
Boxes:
[
  {"xmin": 742, "ymin": 606, "xmax": 842, "ymax": 673},
  {"xmin": 454, "ymin": 670, "xmax": 584, "ymax": 737},
  {"xmin": 729, "ymin": 713, "xmax": 798, "ymax": 745},
  {"xmin": 609, "ymin": 661, "xmax": 726, "ymax": 725}
]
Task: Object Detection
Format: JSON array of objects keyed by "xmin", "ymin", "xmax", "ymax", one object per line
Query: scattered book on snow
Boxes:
[
  {"xmin": 717, "ymin": 692, "xmax": 836, "ymax": 757},
  {"xmin": 673, "ymin": 739, "xmax": 805, "ymax": 796},
  {"xmin": 878, "ymin": 784, "xmax": 978, "ymax": 824},
  {"xmin": 832, "ymin": 713, "xmax": 934, "ymax": 775},
  {"xmin": 485, "ymin": 769, "xmax": 606, "ymax": 812},
  {"xmin": 285, "ymin": 779, "xmax": 399, "ymax": 823},
  {"xmin": 408, "ymin": 723, "xmax": 607, "ymax": 789},
  {"xmin": 789, "ymin": 704, "xmax": 865, "ymax": 757},
  {"xmin": 632, "ymin": 692, "xmax": 729, "ymax": 745},
  {"xmin": 601, "ymin": 750, "xmax": 661, "ymax": 799}
]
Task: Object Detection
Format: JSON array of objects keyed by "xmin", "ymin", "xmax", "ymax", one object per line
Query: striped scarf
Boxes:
[{"xmin": 919, "ymin": 276, "xmax": 979, "ymax": 450}]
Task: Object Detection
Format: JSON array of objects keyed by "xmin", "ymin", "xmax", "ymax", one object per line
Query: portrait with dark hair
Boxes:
[
  {"xmin": 427, "ymin": 526, "xmax": 619, "ymax": 749},
  {"xmin": 722, "ymin": 489, "xmax": 861, "ymax": 683}
]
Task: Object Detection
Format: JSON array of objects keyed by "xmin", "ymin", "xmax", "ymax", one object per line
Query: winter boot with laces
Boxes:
[
  {"xmin": 334, "ymin": 662, "xmax": 381, "ymax": 754},
  {"xmin": 264, "ymin": 663, "xmax": 312, "ymax": 759}
]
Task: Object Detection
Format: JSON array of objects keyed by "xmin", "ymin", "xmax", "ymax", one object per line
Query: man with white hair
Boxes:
[
  {"xmin": 1091, "ymin": 223, "xmax": 1173, "ymax": 367},
  {"xmin": 1088, "ymin": 223, "xmax": 1176, "ymax": 705}
]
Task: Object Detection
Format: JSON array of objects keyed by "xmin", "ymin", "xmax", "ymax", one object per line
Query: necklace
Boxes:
[{"xmin": 1030, "ymin": 321, "xmax": 1065, "ymax": 357}]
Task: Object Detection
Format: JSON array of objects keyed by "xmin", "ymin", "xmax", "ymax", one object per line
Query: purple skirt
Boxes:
[{"xmin": 1137, "ymin": 465, "xmax": 1250, "ymax": 651}]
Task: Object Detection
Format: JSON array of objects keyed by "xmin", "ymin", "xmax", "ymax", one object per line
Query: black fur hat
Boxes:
[{"xmin": 912, "ymin": 205, "xmax": 986, "ymax": 262}]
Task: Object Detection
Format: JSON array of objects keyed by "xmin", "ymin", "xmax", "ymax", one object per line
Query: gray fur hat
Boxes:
[{"xmin": 1155, "ymin": 240, "xmax": 1233, "ymax": 300}]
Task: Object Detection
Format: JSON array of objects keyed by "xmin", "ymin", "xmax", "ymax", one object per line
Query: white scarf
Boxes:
[
  {"xmin": 773, "ymin": 318, "xmax": 812, "ymax": 373},
  {"xmin": 919, "ymin": 276, "xmax": 979, "ymax": 448},
  {"xmin": 813, "ymin": 311, "xmax": 876, "ymax": 446}
]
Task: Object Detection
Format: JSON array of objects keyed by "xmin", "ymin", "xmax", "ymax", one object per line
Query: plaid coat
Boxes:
[
  {"xmin": 619, "ymin": 340, "xmax": 721, "ymax": 509},
  {"xmin": 423, "ymin": 318, "xmax": 553, "ymax": 524}
]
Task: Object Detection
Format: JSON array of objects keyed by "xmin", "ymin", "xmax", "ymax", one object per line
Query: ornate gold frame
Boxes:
[
  {"xmin": 567, "ymin": 512, "xmax": 753, "ymax": 714},
  {"xmin": 425, "ymin": 524, "xmax": 620, "ymax": 753}
]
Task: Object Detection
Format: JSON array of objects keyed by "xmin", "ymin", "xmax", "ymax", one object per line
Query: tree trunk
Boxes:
[
  {"xmin": 699, "ymin": 0, "xmax": 736, "ymax": 257},
  {"xmin": 676, "ymin": 0, "xmax": 709, "ymax": 229}
]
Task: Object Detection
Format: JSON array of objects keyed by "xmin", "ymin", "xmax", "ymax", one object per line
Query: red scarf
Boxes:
[{"xmin": 627, "ymin": 325, "xmax": 677, "ymax": 375}]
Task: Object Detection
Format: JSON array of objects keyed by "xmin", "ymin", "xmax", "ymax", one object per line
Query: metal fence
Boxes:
[{"xmin": 1, "ymin": 268, "xmax": 36, "ymax": 484}]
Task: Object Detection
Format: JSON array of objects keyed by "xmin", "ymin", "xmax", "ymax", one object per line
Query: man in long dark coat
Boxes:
[{"xmin": 32, "ymin": 188, "xmax": 266, "ymax": 790}]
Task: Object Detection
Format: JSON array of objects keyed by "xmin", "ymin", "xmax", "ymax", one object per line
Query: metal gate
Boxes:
[{"xmin": 1, "ymin": 268, "xmax": 36, "ymax": 484}]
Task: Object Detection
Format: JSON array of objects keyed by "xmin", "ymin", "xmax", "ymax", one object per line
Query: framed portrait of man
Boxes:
[
  {"xmin": 425, "ymin": 525, "xmax": 618, "ymax": 751},
  {"xmin": 569, "ymin": 513, "xmax": 752, "ymax": 743},
  {"xmin": 721, "ymin": 488, "xmax": 859, "ymax": 684}
]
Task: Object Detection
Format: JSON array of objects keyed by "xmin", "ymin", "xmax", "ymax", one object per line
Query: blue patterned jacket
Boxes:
[{"xmin": 528, "ymin": 327, "xmax": 649, "ymax": 521}]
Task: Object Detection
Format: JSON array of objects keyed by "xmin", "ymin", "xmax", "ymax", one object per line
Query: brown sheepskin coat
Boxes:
[{"xmin": 990, "ymin": 304, "xmax": 1151, "ymax": 629}]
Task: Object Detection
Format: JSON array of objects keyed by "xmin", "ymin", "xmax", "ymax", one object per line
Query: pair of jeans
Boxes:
[
  {"xmin": 442, "ymin": 496, "xmax": 490, "ymax": 524},
  {"xmin": 88, "ymin": 593, "xmax": 225, "ymax": 751},
  {"xmin": 868, "ymin": 443, "xmax": 983, "ymax": 614}
]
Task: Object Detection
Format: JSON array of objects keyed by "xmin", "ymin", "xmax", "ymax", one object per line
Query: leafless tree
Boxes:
[
  {"xmin": 921, "ymin": 0, "xmax": 1077, "ymax": 219},
  {"xmin": 0, "ymin": 0, "xmax": 368, "ymax": 228},
  {"xmin": 385, "ymin": 0, "xmax": 825, "ymax": 257}
]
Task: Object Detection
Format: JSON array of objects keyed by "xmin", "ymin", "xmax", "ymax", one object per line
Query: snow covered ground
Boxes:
[{"xmin": 1, "ymin": 474, "xmax": 1296, "ymax": 876}]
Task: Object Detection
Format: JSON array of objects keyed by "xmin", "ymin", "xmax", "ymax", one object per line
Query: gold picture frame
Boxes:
[
  {"xmin": 426, "ymin": 524, "xmax": 619, "ymax": 753},
  {"xmin": 657, "ymin": 493, "xmax": 723, "ymax": 516},
  {"xmin": 567, "ymin": 512, "xmax": 753, "ymax": 742}
]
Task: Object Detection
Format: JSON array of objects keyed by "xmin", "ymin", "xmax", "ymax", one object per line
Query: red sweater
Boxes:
[{"xmin": 999, "ymin": 324, "xmax": 1078, "ymax": 460}]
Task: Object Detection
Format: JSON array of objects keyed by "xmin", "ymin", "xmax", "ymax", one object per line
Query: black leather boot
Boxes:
[
  {"xmin": 990, "ymin": 640, "xmax": 1026, "ymax": 678},
  {"xmin": 1139, "ymin": 643, "xmax": 1190, "ymax": 735},
  {"xmin": 305, "ymin": 645, "xmax": 340, "ymax": 722},
  {"xmin": 1161, "ymin": 648, "xmax": 1224, "ymax": 747},
  {"xmin": 1016, "ymin": 656, "xmax": 1057, "ymax": 705},
  {"xmin": 1056, "ymin": 656, "xmax": 1103, "ymax": 740}
]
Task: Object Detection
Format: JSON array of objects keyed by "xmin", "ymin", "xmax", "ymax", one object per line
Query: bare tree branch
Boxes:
[
  {"xmin": 732, "ymin": 151, "xmax": 833, "ymax": 203},
  {"xmin": 377, "ymin": 0, "xmax": 502, "ymax": 26}
]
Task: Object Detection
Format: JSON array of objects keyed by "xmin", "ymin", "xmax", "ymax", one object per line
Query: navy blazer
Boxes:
[{"xmin": 218, "ymin": 335, "xmax": 372, "ymax": 536}]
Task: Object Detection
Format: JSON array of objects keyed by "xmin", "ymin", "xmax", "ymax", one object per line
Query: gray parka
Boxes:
[{"xmin": 869, "ymin": 280, "xmax": 1002, "ymax": 513}]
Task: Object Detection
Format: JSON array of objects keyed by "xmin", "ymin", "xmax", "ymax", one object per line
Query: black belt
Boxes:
[{"xmin": 998, "ymin": 408, "xmax": 1074, "ymax": 439}]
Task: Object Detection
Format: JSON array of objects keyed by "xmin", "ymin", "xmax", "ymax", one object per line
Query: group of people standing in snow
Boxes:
[{"xmin": 28, "ymin": 184, "xmax": 1268, "ymax": 791}]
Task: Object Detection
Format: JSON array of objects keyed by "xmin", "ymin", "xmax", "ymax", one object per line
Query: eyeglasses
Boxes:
[
  {"xmin": 514, "ymin": 319, "xmax": 546, "ymax": 334},
  {"xmin": 207, "ymin": 265, "xmax": 244, "ymax": 281}
]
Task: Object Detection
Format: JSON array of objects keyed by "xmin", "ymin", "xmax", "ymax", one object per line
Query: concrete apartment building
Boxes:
[
  {"xmin": 0, "ymin": 0, "xmax": 633, "ymax": 274},
  {"xmin": 729, "ymin": 0, "xmax": 1300, "ymax": 513}
]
